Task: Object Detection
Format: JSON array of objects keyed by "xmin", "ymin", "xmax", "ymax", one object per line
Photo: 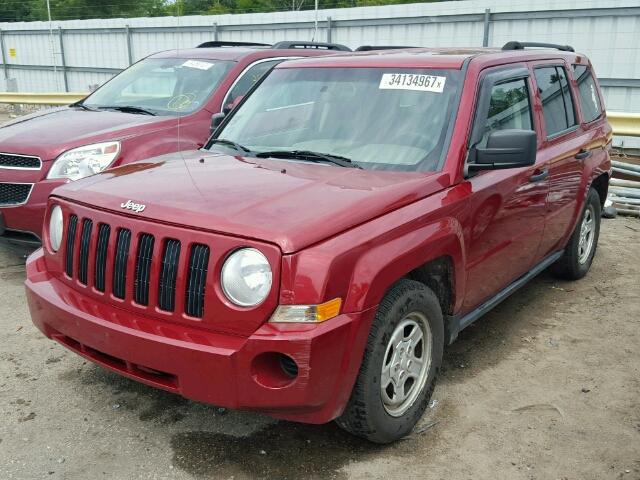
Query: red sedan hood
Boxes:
[
  {"xmin": 0, "ymin": 107, "xmax": 175, "ymax": 160},
  {"xmin": 55, "ymin": 150, "xmax": 450, "ymax": 253}
]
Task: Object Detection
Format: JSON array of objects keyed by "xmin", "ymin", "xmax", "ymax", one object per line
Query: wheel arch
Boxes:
[
  {"xmin": 590, "ymin": 171, "xmax": 609, "ymax": 207},
  {"xmin": 344, "ymin": 217, "xmax": 465, "ymax": 315}
]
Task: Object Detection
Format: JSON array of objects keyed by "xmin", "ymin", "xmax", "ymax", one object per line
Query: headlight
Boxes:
[
  {"xmin": 221, "ymin": 248, "xmax": 272, "ymax": 307},
  {"xmin": 49, "ymin": 205, "xmax": 63, "ymax": 252},
  {"xmin": 47, "ymin": 141, "xmax": 120, "ymax": 181}
]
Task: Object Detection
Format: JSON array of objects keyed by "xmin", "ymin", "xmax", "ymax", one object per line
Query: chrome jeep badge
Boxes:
[{"xmin": 120, "ymin": 200, "xmax": 146, "ymax": 213}]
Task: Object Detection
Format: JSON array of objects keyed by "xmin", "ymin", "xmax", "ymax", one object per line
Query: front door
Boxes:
[{"xmin": 462, "ymin": 66, "xmax": 549, "ymax": 311}]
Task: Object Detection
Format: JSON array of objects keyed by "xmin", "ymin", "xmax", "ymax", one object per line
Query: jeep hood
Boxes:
[
  {"xmin": 0, "ymin": 107, "xmax": 175, "ymax": 160},
  {"xmin": 55, "ymin": 150, "xmax": 450, "ymax": 253}
]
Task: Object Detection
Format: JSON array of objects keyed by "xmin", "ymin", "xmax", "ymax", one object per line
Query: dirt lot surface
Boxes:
[
  {"xmin": 0, "ymin": 215, "xmax": 639, "ymax": 479},
  {"xmin": 0, "ymin": 102, "xmax": 639, "ymax": 477}
]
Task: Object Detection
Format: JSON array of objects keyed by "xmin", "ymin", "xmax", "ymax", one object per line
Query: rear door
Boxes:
[
  {"xmin": 532, "ymin": 61, "xmax": 592, "ymax": 257},
  {"xmin": 462, "ymin": 66, "xmax": 549, "ymax": 311}
]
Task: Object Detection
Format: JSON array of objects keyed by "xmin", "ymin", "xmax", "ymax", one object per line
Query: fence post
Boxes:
[
  {"xmin": 58, "ymin": 27, "xmax": 69, "ymax": 92},
  {"xmin": 213, "ymin": 23, "xmax": 219, "ymax": 42},
  {"xmin": 326, "ymin": 16, "xmax": 333, "ymax": 43},
  {"xmin": 125, "ymin": 25, "xmax": 133, "ymax": 65},
  {"xmin": 482, "ymin": 8, "xmax": 491, "ymax": 47},
  {"xmin": 0, "ymin": 29, "xmax": 8, "ymax": 81}
]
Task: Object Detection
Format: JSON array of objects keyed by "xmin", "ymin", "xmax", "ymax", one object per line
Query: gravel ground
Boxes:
[
  {"xmin": 0, "ymin": 216, "xmax": 638, "ymax": 479},
  {"xmin": 1, "ymin": 106, "xmax": 639, "ymax": 477}
]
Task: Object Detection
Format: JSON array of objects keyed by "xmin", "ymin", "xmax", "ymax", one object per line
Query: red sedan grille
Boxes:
[{"xmin": 64, "ymin": 213, "xmax": 210, "ymax": 318}]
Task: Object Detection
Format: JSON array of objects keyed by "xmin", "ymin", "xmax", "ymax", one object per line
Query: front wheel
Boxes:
[
  {"xmin": 336, "ymin": 279, "xmax": 444, "ymax": 443},
  {"xmin": 552, "ymin": 187, "xmax": 602, "ymax": 280}
]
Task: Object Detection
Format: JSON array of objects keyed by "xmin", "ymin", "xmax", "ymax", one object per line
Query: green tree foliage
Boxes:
[{"xmin": 0, "ymin": 0, "xmax": 440, "ymax": 22}]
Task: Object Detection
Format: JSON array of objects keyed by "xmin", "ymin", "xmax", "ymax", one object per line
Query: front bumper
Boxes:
[{"xmin": 25, "ymin": 249, "xmax": 375, "ymax": 423}]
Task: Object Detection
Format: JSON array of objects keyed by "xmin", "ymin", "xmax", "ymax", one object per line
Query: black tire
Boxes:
[
  {"xmin": 552, "ymin": 187, "xmax": 602, "ymax": 280},
  {"xmin": 336, "ymin": 279, "xmax": 444, "ymax": 444}
]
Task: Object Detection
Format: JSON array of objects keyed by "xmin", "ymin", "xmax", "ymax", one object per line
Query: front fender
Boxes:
[
  {"xmin": 347, "ymin": 217, "xmax": 465, "ymax": 312},
  {"xmin": 117, "ymin": 114, "xmax": 210, "ymax": 165},
  {"xmin": 280, "ymin": 185, "xmax": 469, "ymax": 314}
]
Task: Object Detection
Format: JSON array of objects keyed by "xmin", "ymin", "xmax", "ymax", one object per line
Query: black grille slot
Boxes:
[
  {"xmin": 185, "ymin": 244, "xmax": 210, "ymax": 318},
  {"xmin": 112, "ymin": 229, "xmax": 132, "ymax": 299},
  {"xmin": 0, "ymin": 182, "xmax": 32, "ymax": 205},
  {"xmin": 94, "ymin": 224, "xmax": 111, "ymax": 292},
  {"xmin": 0, "ymin": 153, "xmax": 41, "ymax": 169},
  {"xmin": 158, "ymin": 239, "xmax": 181, "ymax": 312},
  {"xmin": 77, "ymin": 219, "xmax": 93, "ymax": 285},
  {"xmin": 65, "ymin": 215, "xmax": 78, "ymax": 277},
  {"xmin": 134, "ymin": 234, "xmax": 155, "ymax": 306}
]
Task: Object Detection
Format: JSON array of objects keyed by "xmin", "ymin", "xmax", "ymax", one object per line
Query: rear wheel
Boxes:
[
  {"xmin": 552, "ymin": 187, "xmax": 601, "ymax": 280},
  {"xmin": 336, "ymin": 279, "xmax": 444, "ymax": 444}
]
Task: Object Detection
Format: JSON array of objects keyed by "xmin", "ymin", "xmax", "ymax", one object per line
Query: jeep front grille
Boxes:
[
  {"xmin": 63, "ymin": 214, "xmax": 212, "ymax": 319},
  {"xmin": 133, "ymin": 233, "xmax": 154, "ymax": 306},
  {"xmin": 65, "ymin": 215, "xmax": 78, "ymax": 277},
  {"xmin": 0, "ymin": 153, "xmax": 41, "ymax": 169},
  {"xmin": 0, "ymin": 182, "xmax": 33, "ymax": 206},
  {"xmin": 185, "ymin": 243, "xmax": 210, "ymax": 318},
  {"xmin": 113, "ymin": 228, "xmax": 132, "ymax": 300},
  {"xmin": 78, "ymin": 219, "xmax": 93, "ymax": 285},
  {"xmin": 158, "ymin": 239, "xmax": 181, "ymax": 312},
  {"xmin": 94, "ymin": 224, "xmax": 111, "ymax": 292}
]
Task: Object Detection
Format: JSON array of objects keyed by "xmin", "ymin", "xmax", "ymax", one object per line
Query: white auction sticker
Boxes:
[
  {"xmin": 182, "ymin": 59, "xmax": 214, "ymax": 70},
  {"xmin": 379, "ymin": 73, "xmax": 446, "ymax": 93}
]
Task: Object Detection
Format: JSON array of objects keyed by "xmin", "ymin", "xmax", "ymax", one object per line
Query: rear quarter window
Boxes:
[{"xmin": 573, "ymin": 65, "xmax": 603, "ymax": 123}]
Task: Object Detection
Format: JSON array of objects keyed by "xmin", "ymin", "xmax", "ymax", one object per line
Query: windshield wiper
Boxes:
[
  {"xmin": 71, "ymin": 102, "xmax": 97, "ymax": 112},
  {"xmin": 255, "ymin": 150, "xmax": 360, "ymax": 169},
  {"xmin": 100, "ymin": 105, "xmax": 157, "ymax": 116},
  {"xmin": 209, "ymin": 138, "xmax": 254, "ymax": 155}
]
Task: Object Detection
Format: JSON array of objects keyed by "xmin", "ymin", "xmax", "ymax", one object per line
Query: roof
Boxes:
[
  {"xmin": 275, "ymin": 47, "xmax": 583, "ymax": 70},
  {"xmin": 148, "ymin": 42, "xmax": 350, "ymax": 61},
  {"xmin": 150, "ymin": 47, "xmax": 270, "ymax": 61}
]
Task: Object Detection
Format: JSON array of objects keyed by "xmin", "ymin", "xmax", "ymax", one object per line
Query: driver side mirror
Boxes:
[
  {"xmin": 210, "ymin": 112, "xmax": 225, "ymax": 133},
  {"xmin": 468, "ymin": 129, "xmax": 537, "ymax": 172}
]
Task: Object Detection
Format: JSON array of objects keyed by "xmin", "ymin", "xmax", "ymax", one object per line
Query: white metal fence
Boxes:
[{"xmin": 0, "ymin": 0, "xmax": 638, "ymax": 119}]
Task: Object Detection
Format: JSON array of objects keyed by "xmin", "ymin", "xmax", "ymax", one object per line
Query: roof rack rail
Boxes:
[
  {"xmin": 271, "ymin": 41, "xmax": 351, "ymax": 51},
  {"xmin": 355, "ymin": 45, "xmax": 419, "ymax": 51},
  {"xmin": 502, "ymin": 41, "xmax": 574, "ymax": 52},
  {"xmin": 197, "ymin": 41, "xmax": 271, "ymax": 48}
]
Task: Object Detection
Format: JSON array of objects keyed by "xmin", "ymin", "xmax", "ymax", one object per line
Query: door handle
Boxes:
[
  {"xmin": 575, "ymin": 149, "xmax": 592, "ymax": 160},
  {"xmin": 529, "ymin": 169, "xmax": 549, "ymax": 182}
]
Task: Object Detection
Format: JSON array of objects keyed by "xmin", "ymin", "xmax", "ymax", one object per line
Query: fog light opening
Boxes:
[
  {"xmin": 251, "ymin": 352, "xmax": 299, "ymax": 389},
  {"xmin": 279, "ymin": 354, "xmax": 299, "ymax": 378}
]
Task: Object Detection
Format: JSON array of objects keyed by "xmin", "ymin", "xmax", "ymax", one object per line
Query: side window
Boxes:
[
  {"xmin": 225, "ymin": 60, "xmax": 282, "ymax": 110},
  {"xmin": 534, "ymin": 66, "xmax": 577, "ymax": 137},
  {"xmin": 573, "ymin": 65, "xmax": 602, "ymax": 122},
  {"xmin": 479, "ymin": 78, "xmax": 533, "ymax": 147}
]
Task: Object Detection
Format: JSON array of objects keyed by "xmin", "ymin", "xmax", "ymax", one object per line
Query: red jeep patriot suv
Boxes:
[
  {"xmin": 0, "ymin": 40, "xmax": 348, "ymax": 251},
  {"xmin": 25, "ymin": 42, "xmax": 611, "ymax": 443}
]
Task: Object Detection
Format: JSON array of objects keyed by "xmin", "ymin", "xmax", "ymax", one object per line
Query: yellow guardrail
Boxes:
[
  {"xmin": 607, "ymin": 112, "xmax": 640, "ymax": 137},
  {"xmin": 0, "ymin": 92, "xmax": 87, "ymax": 105},
  {"xmin": 0, "ymin": 94, "xmax": 638, "ymax": 136}
]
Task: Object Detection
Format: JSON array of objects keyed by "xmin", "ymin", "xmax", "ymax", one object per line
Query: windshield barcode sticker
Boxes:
[
  {"xmin": 379, "ymin": 73, "xmax": 446, "ymax": 93},
  {"xmin": 182, "ymin": 60, "xmax": 213, "ymax": 70}
]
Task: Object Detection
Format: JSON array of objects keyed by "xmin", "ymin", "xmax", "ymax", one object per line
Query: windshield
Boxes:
[
  {"xmin": 84, "ymin": 58, "xmax": 235, "ymax": 116},
  {"xmin": 213, "ymin": 67, "xmax": 462, "ymax": 171}
]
